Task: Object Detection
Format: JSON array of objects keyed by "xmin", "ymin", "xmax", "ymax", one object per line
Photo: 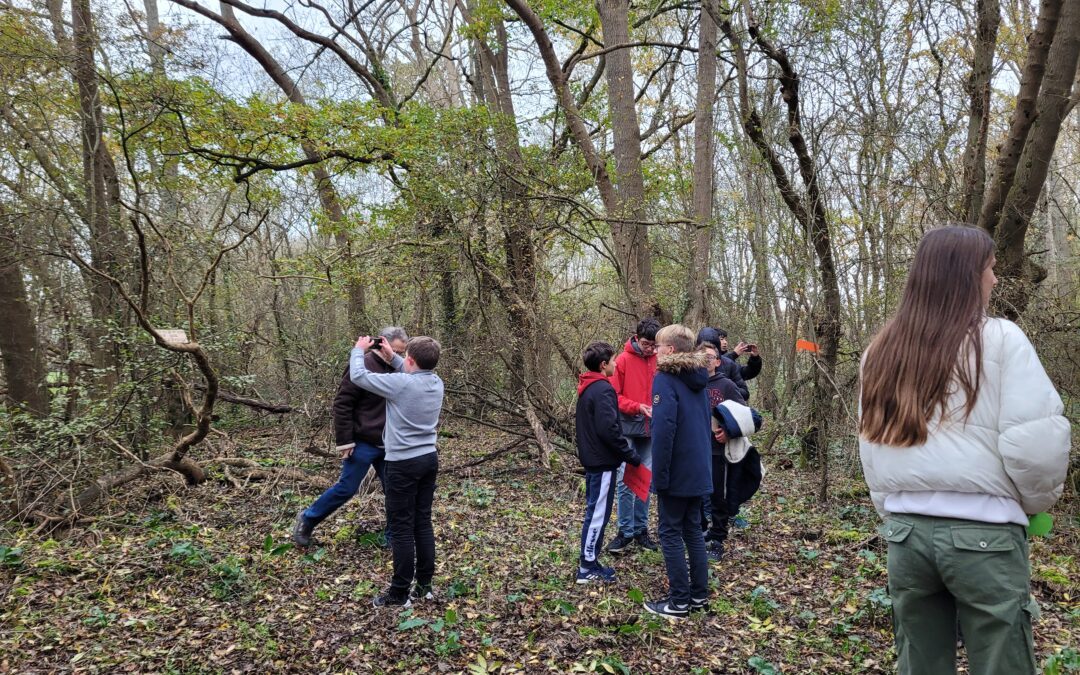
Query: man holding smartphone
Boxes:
[
  {"xmin": 717, "ymin": 329, "xmax": 762, "ymax": 383},
  {"xmin": 292, "ymin": 327, "xmax": 409, "ymax": 548}
]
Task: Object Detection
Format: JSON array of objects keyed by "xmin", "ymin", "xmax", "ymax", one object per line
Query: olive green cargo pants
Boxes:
[{"xmin": 881, "ymin": 514, "xmax": 1037, "ymax": 675}]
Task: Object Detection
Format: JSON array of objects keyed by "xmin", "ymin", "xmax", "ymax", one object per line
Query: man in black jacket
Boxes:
[
  {"xmin": 575, "ymin": 341, "xmax": 642, "ymax": 584},
  {"xmin": 716, "ymin": 327, "xmax": 763, "ymax": 383},
  {"xmin": 293, "ymin": 327, "xmax": 409, "ymax": 547}
]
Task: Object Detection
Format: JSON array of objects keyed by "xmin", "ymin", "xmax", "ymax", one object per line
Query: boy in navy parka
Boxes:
[
  {"xmin": 575, "ymin": 342, "xmax": 642, "ymax": 583},
  {"xmin": 644, "ymin": 325, "xmax": 713, "ymax": 620}
]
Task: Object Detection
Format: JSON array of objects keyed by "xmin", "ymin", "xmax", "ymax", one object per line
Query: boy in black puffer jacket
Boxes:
[{"xmin": 575, "ymin": 341, "xmax": 642, "ymax": 584}]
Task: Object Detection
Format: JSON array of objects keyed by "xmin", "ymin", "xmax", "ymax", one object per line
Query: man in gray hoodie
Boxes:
[{"xmin": 351, "ymin": 334, "xmax": 444, "ymax": 607}]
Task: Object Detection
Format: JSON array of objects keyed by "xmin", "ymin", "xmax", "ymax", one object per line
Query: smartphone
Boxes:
[{"xmin": 371, "ymin": 336, "xmax": 384, "ymax": 348}]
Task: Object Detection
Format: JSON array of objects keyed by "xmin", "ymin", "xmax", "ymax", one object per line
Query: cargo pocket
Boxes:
[
  {"xmin": 950, "ymin": 526, "xmax": 1016, "ymax": 552},
  {"xmin": 1023, "ymin": 594, "xmax": 1040, "ymax": 622},
  {"xmin": 949, "ymin": 525, "xmax": 1024, "ymax": 608},
  {"xmin": 878, "ymin": 518, "xmax": 913, "ymax": 543},
  {"xmin": 1018, "ymin": 594, "xmax": 1038, "ymax": 673}
]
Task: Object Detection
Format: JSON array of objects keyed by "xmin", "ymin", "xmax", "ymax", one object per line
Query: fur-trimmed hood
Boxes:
[
  {"xmin": 657, "ymin": 350, "xmax": 710, "ymax": 374},
  {"xmin": 656, "ymin": 351, "xmax": 709, "ymax": 392}
]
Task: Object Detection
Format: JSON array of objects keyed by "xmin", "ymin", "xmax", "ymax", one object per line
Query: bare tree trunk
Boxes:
[
  {"xmin": 462, "ymin": 10, "xmax": 559, "ymax": 410},
  {"xmin": 0, "ymin": 231, "xmax": 49, "ymax": 416},
  {"xmin": 685, "ymin": 0, "xmax": 718, "ymax": 327},
  {"xmin": 141, "ymin": 0, "xmax": 181, "ymax": 221},
  {"xmin": 960, "ymin": 0, "xmax": 1001, "ymax": 223},
  {"xmin": 718, "ymin": 3, "xmax": 843, "ymax": 501},
  {"xmin": 597, "ymin": 0, "xmax": 654, "ymax": 316},
  {"xmin": 993, "ymin": 0, "xmax": 1080, "ymax": 318},
  {"xmin": 72, "ymin": 0, "xmax": 129, "ymax": 382},
  {"xmin": 504, "ymin": 0, "xmax": 654, "ymax": 321},
  {"xmin": 978, "ymin": 0, "xmax": 1064, "ymax": 233}
]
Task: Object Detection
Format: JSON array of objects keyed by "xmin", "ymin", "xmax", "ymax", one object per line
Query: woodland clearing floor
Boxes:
[{"xmin": 2, "ymin": 421, "xmax": 1077, "ymax": 674}]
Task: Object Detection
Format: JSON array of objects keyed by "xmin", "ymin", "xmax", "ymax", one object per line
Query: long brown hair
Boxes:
[{"xmin": 859, "ymin": 226, "xmax": 993, "ymax": 446}]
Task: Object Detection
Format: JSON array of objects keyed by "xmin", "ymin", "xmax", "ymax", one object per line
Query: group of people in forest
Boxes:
[
  {"xmin": 288, "ymin": 225, "xmax": 1070, "ymax": 675},
  {"xmin": 287, "ymin": 314, "xmax": 768, "ymax": 614},
  {"xmin": 572, "ymin": 318, "xmax": 765, "ymax": 619}
]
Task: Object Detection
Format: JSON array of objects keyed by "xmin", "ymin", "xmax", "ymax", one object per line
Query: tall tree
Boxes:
[
  {"xmin": 990, "ymin": 0, "xmax": 1080, "ymax": 317},
  {"xmin": 504, "ymin": 0, "xmax": 657, "ymax": 319},
  {"xmin": 72, "ymin": 0, "xmax": 131, "ymax": 381},
  {"xmin": 596, "ymin": 0, "xmax": 654, "ymax": 316},
  {"xmin": 685, "ymin": 0, "xmax": 718, "ymax": 327},
  {"xmin": 959, "ymin": 0, "xmax": 1001, "ymax": 223},
  {"xmin": 718, "ymin": 2, "xmax": 843, "ymax": 500},
  {"xmin": 0, "ymin": 221, "xmax": 49, "ymax": 416}
]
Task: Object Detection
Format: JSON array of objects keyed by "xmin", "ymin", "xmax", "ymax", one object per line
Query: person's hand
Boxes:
[
  {"xmin": 356, "ymin": 335, "xmax": 374, "ymax": 350},
  {"xmin": 640, "ymin": 404, "xmax": 653, "ymax": 418},
  {"xmin": 748, "ymin": 343, "xmax": 760, "ymax": 357},
  {"xmin": 340, "ymin": 445, "xmax": 355, "ymax": 459},
  {"xmin": 377, "ymin": 340, "xmax": 395, "ymax": 363},
  {"xmin": 713, "ymin": 428, "xmax": 729, "ymax": 444},
  {"xmin": 734, "ymin": 341, "xmax": 750, "ymax": 356}
]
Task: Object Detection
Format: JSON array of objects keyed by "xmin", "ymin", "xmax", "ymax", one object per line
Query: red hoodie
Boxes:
[
  {"xmin": 609, "ymin": 337, "xmax": 657, "ymax": 416},
  {"xmin": 576, "ymin": 370, "xmax": 609, "ymax": 396}
]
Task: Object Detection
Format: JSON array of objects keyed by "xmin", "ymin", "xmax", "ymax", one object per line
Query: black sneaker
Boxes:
[
  {"xmin": 292, "ymin": 511, "xmax": 314, "ymax": 547},
  {"xmin": 643, "ymin": 598, "xmax": 689, "ymax": 620},
  {"xmin": 576, "ymin": 566, "xmax": 616, "ymax": 584},
  {"xmin": 689, "ymin": 596, "xmax": 710, "ymax": 613},
  {"xmin": 634, "ymin": 531, "xmax": 658, "ymax": 551},
  {"xmin": 410, "ymin": 584, "xmax": 435, "ymax": 602},
  {"xmin": 606, "ymin": 533, "xmax": 633, "ymax": 554},
  {"xmin": 373, "ymin": 590, "xmax": 411, "ymax": 608},
  {"xmin": 706, "ymin": 541, "xmax": 725, "ymax": 562}
]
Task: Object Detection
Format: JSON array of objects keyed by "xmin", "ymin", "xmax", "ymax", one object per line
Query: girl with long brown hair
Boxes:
[{"xmin": 859, "ymin": 226, "xmax": 1070, "ymax": 675}]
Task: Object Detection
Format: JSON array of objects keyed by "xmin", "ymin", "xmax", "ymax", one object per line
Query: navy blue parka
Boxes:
[{"xmin": 650, "ymin": 351, "xmax": 713, "ymax": 497}]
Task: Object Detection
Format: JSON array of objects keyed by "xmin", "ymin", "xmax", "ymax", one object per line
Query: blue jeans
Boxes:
[
  {"xmin": 303, "ymin": 440, "xmax": 385, "ymax": 525},
  {"xmin": 615, "ymin": 436, "xmax": 652, "ymax": 537},
  {"xmin": 657, "ymin": 494, "xmax": 708, "ymax": 604},
  {"xmin": 579, "ymin": 469, "xmax": 617, "ymax": 569}
]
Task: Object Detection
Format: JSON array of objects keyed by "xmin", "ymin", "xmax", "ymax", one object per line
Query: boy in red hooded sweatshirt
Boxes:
[
  {"xmin": 606, "ymin": 317, "xmax": 661, "ymax": 554},
  {"xmin": 575, "ymin": 342, "xmax": 642, "ymax": 583}
]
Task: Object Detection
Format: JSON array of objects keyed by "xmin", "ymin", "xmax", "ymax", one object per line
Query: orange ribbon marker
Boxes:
[{"xmin": 795, "ymin": 339, "xmax": 819, "ymax": 353}]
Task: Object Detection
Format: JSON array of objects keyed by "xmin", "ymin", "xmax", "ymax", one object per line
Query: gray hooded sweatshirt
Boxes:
[{"xmin": 349, "ymin": 347, "xmax": 444, "ymax": 462}]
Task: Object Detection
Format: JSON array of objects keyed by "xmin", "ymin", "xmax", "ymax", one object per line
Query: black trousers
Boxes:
[
  {"xmin": 384, "ymin": 452, "xmax": 438, "ymax": 595},
  {"xmin": 708, "ymin": 455, "xmax": 730, "ymax": 542},
  {"xmin": 657, "ymin": 494, "xmax": 708, "ymax": 604}
]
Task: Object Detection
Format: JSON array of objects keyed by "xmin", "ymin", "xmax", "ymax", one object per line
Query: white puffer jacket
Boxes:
[{"xmin": 859, "ymin": 318, "xmax": 1071, "ymax": 516}]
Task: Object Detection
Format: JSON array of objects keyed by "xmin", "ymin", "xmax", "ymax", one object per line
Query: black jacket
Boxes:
[
  {"xmin": 725, "ymin": 351, "xmax": 763, "ymax": 382},
  {"xmin": 705, "ymin": 372, "xmax": 745, "ymax": 456},
  {"xmin": 717, "ymin": 355, "xmax": 750, "ymax": 401},
  {"xmin": 332, "ymin": 350, "xmax": 396, "ymax": 447},
  {"xmin": 575, "ymin": 372, "xmax": 641, "ymax": 471}
]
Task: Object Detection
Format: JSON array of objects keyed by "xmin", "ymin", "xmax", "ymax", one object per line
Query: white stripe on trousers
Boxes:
[{"xmin": 583, "ymin": 471, "xmax": 613, "ymax": 563}]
